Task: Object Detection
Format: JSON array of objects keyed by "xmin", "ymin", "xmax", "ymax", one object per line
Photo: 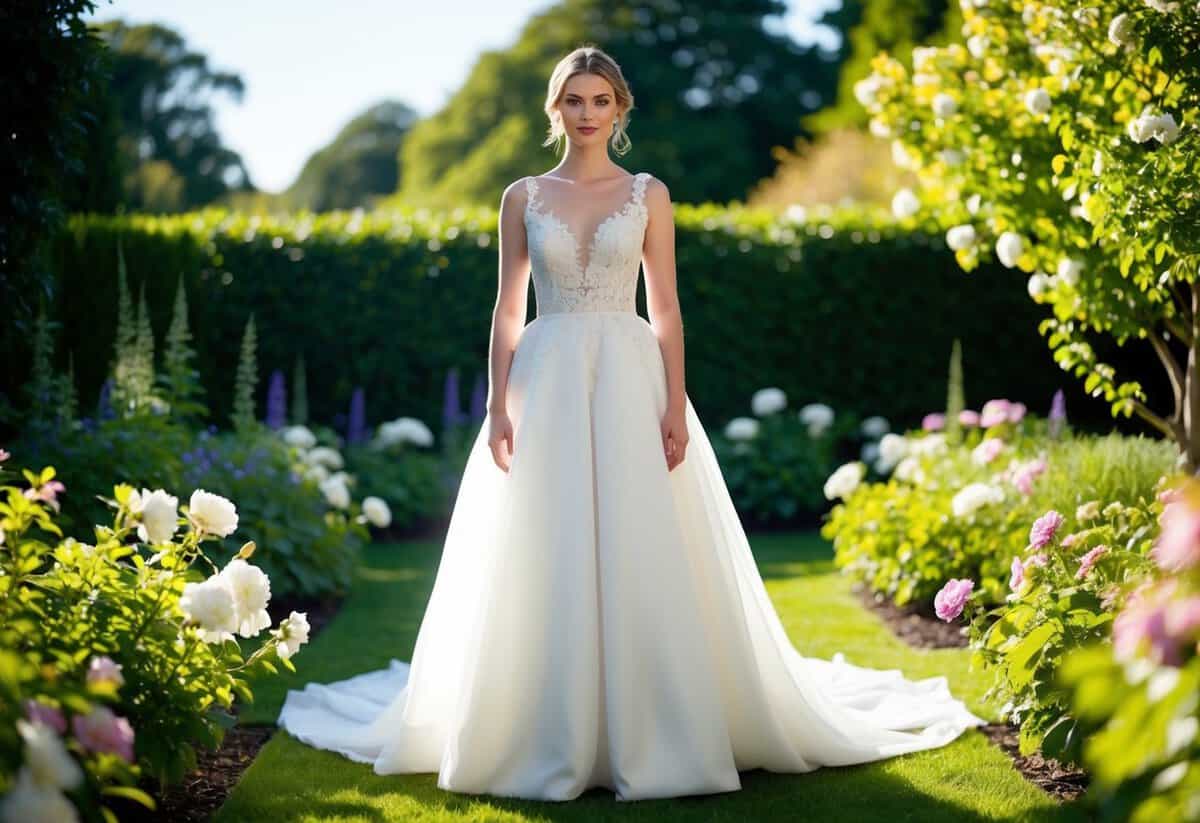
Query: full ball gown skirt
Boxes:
[{"xmin": 277, "ymin": 172, "xmax": 987, "ymax": 802}]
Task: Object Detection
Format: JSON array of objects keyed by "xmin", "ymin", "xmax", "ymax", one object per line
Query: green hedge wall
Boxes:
[{"xmin": 36, "ymin": 202, "xmax": 1148, "ymax": 441}]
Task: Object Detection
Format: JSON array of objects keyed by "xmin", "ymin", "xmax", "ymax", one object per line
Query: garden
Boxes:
[{"xmin": 3, "ymin": 0, "xmax": 1199, "ymax": 821}]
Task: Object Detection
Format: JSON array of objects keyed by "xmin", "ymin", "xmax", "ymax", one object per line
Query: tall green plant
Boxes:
[
  {"xmin": 291, "ymin": 353, "xmax": 308, "ymax": 426},
  {"xmin": 231, "ymin": 314, "xmax": 258, "ymax": 432},
  {"xmin": 945, "ymin": 337, "xmax": 965, "ymax": 446},
  {"xmin": 160, "ymin": 273, "xmax": 208, "ymax": 423}
]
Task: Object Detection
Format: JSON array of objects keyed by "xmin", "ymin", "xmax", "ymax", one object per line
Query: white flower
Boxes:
[
  {"xmin": 319, "ymin": 476, "xmax": 351, "ymax": 509},
  {"xmin": 824, "ymin": 462, "xmax": 865, "ymax": 501},
  {"xmin": 891, "ymin": 140, "xmax": 914, "ymax": 169},
  {"xmin": 374, "ymin": 417, "xmax": 434, "ymax": 448},
  {"xmin": 17, "ymin": 720, "xmax": 82, "ymax": 790},
  {"xmin": 1024, "ymin": 88, "xmax": 1052, "ymax": 116},
  {"xmin": 362, "ymin": 496, "xmax": 392, "ymax": 528},
  {"xmin": 1107, "ymin": 13, "xmax": 1136, "ymax": 47},
  {"xmin": 304, "ymin": 463, "xmax": 330, "ymax": 483},
  {"xmin": 869, "ymin": 117, "xmax": 892, "ymax": 138},
  {"xmin": 188, "ymin": 489, "xmax": 238, "ymax": 537},
  {"xmin": 275, "ymin": 611, "xmax": 311, "ymax": 661},
  {"xmin": 1027, "ymin": 272, "xmax": 1053, "ymax": 300},
  {"xmin": 282, "ymin": 425, "xmax": 316, "ymax": 449},
  {"xmin": 1092, "ymin": 151, "xmax": 1104, "ymax": 176},
  {"xmin": 131, "ymin": 488, "xmax": 178, "ymax": 544},
  {"xmin": 853, "ymin": 73, "xmax": 891, "ymax": 110},
  {"xmin": 1057, "ymin": 258, "xmax": 1084, "ymax": 287},
  {"xmin": 996, "ymin": 231, "xmax": 1025, "ymax": 267},
  {"xmin": 799, "ymin": 403, "xmax": 835, "ymax": 437},
  {"xmin": 909, "ymin": 432, "xmax": 948, "ymax": 456},
  {"xmin": 751, "ymin": 387, "xmax": 787, "ymax": 416},
  {"xmin": 951, "ymin": 482, "xmax": 1005, "ymax": 518},
  {"xmin": 1128, "ymin": 109, "xmax": 1159, "ymax": 143},
  {"xmin": 912, "ymin": 72, "xmax": 941, "ymax": 87},
  {"xmin": 876, "ymin": 433, "xmax": 909, "ymax": 472},
  {"xmin": 966, "ymin": 34, "xmax": 988, "ymax": 59},
  {"xmin": 219, "ymin": 558, "xmax": 272, "ymax": 638},
  {"xmin": 912, "ymin": 46, "xmax": 938, "ymax": 72},
  {"xmin": 1143, "ymin": 0, "xmax": 1180, "ymax": 11},
  {"xmin": 966, "ymin": 193, "xmax": 982, "ymax": 215},
  {"xmin": 932, "ymin": 92, "xmax": 957, "ymax": 118},
  {"xmin": 724, "ymin": 417, "xmax": 759, "ymax": 441},
  {"xmin": 893, "ymin": 456, "xmax": 925, "ymax": 484},
  {"xmin": 946, "ymin": 224, "xmax": 977, "ymax": 251},
  {"xmin": 891, "ymin": 188, "xmax": 919, "ymax": 219},
  {"xmin": 304, "ymin": 446, "xmax": 344, "ymax": 470},
  {"xmin": 938, "ymin": 147, "xmax": 965, "ymax": 166},
  {"xmin": 860, "ymin": 416, "xmax": 890, "ymax": 438},
  {"xmin": 179, "ymin": 575, "xmax": 238, "ymax": 643},
  {"xmin": 0, "ymin": 767, "xmax": 79, "ymax": 823},
  {"xmin": 1153, "ymin": 112, "xmax": 1180, "ymax": 145}
]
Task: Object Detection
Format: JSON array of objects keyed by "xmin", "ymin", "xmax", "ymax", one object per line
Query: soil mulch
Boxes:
[
  {"xmin": 852, "ymin": 582, "xmax": 1091, "ymax": 804},
  {"xmin": 117, "ymin": 590, "xmax": 347, "ymax": 822}
]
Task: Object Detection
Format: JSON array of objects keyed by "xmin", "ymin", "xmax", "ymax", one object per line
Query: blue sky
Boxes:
[{"xmin": 85, "ymin": 1, "xmax": 842, "ymax": 193}]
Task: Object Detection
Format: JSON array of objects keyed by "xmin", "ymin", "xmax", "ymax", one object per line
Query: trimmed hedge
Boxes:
[{"xmin": 36, "ymin": 203, "xmax": 1146, "ymax": 441}]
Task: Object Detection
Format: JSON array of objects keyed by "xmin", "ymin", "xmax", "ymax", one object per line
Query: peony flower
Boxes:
[
  {"xmin": 1104, "ymin": 12, "xmax": 1132, "ymax": 46},
  {"xmin": 909, "ymin": 432, "xmax": 947, "ymax": 457},
  {"xmin": 932, "ymin": 92, "xmax": 958, "ymax": 117},
  {"xmin": 375, "ymin": 417, "xmax": 435, "ymax": 448},
  {"xmin": 799, "ymin": 403, "xmax": 835, "ymax": 437},
  {"xmin": 304, "ymin": 446, "xmax": 344, "ymax": 470},
  {"xmin": 85, "ymin": 656, "xmax": 125, "ymax": 690},
  {"xmin": 946, "ymin": 224, "xmax": 977, "ymax": 251},
  {"xmin": 935, "ymin": 578, "xmax": 975, "ymax": 621},
  {"xmin": 282, "ymin": 425, "xmax": 317, "ymax": 449},
  {"xmin": 188, "ymin": 489, "xmax": 238, "ymax": 537},
  {"xmin": 1029, "ymin": 510, "xmax": 1066, "ymax": 549},
  {"xmin": 71, "ymin": 706, "xmax": 135, "ymax": 763},
  {"xmin": 129, "ymin": 488, "xmax": 179, "ymax": 544},
  {"xmin": 1153, "ymin": 112, "xmax": 1180, "ymax": 145},
  {"xmin": 275, "ymin": 611, "xmax": 311, "ymax": 661},
  {"xmin": 972, "ymin": 437, "xmax": 1005, "ymax": 465},
  {"xmin": 362, "ymin": 496, "xmax": 392, "ymax": 528},
  {"xmin": 958, "ymin": 409, "xmax": 980, "ymax": 427},
  {"xmin": 1012, "ymin": 456, "xmax": 1048, "ymax": 496},
  {"xmin": 1076, "ymin": 544, "xmax": 1110, "ymax": 579},
  {"xmin": 0, "ymin": 767, "xmax": 79, "ymax": 823},
  {"xmin": 319, "ymin": 476, "xmax": 351, "ymax": 510},
  {"xmin": 891, "ymin": 188, "xmax": 920, "ymax": 219},
  {"xmin": 1007, "ymin": 402, "xmax": 1027, "ymax": 424},
  {"xmin": 17, "ymin": 719, "xmax": 83, "ymax": 790},
  {"xmin": 1024, "ymin": 88, "xmax": 1052, "ymax": 115},
  {"xmin": 179, "ymin": 574, "xmax": 238, "ymax": 643},
  {"xmin": 22, "ymin": 700, "xmax": 66, "ymax": 736},
  {"xmin": 751, "ymin": 387, "xmax": 787, "ymax": 416},
  {"xmin": 951, "ymin": 482, "xmax": 1005, "ymax": 518},
  {"xmin": 921, "ymin": 412, "xmax": 945, "ymax": 431},
  {"xmin": 824, "ymin": 462, "xmax": 866, "ymax": 501},
  {"xmin": 724, "ymin": 417, "xmax": 759, "ymax": 441},
  {"xmin": 876, "ymin": 433, "xmax": 909, "ymax": 473},
  {"xmin": 1152, "ymin": 499, "xmax": 1200, "ymax": 572},
  {"xmin": 860, "ymin": 415, "xmax": 890, "ymax": 438},
  {"xmin": 996, "ymin": 232, "xmax": 1025, "ymax": 268},
  {"xmin": 1143, "ymin": 0, "xmax": 1181, "ymax": 12},
  {"xmin": 979, "ymin": 399, "xmax": 1012, "ymax": 428},
  {"xmin": 219, "ymin": 558, "xmax": 272, "ymax": 638}
]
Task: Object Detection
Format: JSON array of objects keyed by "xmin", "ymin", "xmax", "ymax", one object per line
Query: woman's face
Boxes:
[{"xmin": 557, "ymin": 73, "xmax": 619, "ymax": 144}]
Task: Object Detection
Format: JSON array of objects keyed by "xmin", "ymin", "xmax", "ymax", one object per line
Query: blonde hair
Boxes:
[{"xmin": 541, "ymin": 45, "xmax": 634, "ymax": 156}]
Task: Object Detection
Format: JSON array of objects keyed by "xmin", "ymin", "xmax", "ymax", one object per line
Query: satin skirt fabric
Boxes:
[{"xmin": 277, "ymin": 310, "xmax": 987, "ymax": 802}]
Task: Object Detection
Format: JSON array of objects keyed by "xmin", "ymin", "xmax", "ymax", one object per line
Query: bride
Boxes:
[{"xmin": 277, "ymin": 45, "xmax": 986, "ymax": 803}]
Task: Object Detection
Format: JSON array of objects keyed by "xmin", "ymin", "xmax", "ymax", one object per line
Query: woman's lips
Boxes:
[{"xmin": 578, "ymin": 126, "xmax": 597, "ymax": 134}]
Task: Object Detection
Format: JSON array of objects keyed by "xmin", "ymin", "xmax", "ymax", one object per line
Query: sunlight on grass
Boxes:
[{"xmin": 219, "ymin": 532, "xmax": 1086, "ymax": 822}]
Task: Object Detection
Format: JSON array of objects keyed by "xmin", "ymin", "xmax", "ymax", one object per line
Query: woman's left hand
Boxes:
[{"xmin": 660, "ymin": 403, "xmax": 689, "ymax": 471}]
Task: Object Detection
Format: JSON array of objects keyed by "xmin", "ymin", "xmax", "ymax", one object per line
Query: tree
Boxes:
[
  {"xmin": 860, "ymin": 0, "xmax": 1200, "ymax": 467},
  {"xmin": 395, "ymin": 0, "xmax": 844, "ymax": 208}
]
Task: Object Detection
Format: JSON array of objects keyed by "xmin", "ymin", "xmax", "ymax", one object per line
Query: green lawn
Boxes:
[{"xmin": 218, "ymin": 532, "xmax": 1086, "ymax": 822}]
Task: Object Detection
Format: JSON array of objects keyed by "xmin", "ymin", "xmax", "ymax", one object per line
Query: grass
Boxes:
[{"xmin": 217, "ymin": 532, "xmax": 1088, "ymax": 822}]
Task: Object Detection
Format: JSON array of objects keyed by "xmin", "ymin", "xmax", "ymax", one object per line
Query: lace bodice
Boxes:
[{"xmin": 523, "ymin": 172, "xmax": 650, "ymax": 315}]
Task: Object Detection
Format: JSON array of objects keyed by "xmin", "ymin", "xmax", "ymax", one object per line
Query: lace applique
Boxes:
[{"xmin": 524, "ymin": 172, "xmax": 650, "ymax": 315}]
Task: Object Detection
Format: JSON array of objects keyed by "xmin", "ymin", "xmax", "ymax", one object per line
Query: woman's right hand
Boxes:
[{"xmin": 487, "ymin": 410, "xmax": 515, "ymax": 473}]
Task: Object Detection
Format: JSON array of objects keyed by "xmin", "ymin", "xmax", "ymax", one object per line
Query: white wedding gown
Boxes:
[{"xmin": 276, "ymin": 171, "xmax": 987, "ymax": 802}]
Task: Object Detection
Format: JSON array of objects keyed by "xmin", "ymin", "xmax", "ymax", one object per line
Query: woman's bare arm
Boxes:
[
  {"xmin": 487, "ymin": 178, "xmax": 532, "ymax": 416},
  {"xmin": 642, "ymin": 176, "xmax": 685, "ymax": 412}
]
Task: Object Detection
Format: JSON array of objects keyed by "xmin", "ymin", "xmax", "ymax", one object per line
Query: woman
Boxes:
[{"xmin": 277, "ymin": 44, "xmax": 986, "ymax": 803}]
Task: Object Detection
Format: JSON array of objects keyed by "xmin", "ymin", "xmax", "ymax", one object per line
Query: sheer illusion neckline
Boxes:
[{"xmin": 525, "ymin": 172, "xmax": 649, "ymax": 277}]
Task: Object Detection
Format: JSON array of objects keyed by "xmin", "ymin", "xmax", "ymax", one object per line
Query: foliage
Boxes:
[{"xmin": 858, "ymin": 0, "xmax": 1200, "ymax": 466}]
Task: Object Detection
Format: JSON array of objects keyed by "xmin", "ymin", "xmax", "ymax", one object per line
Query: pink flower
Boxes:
[
  {"xmin": 1061, "ymin": 532, "xmax": 1081, "ymax": 548},
  {"xmin": 1029, "ymin": 510, "xmax": 1065, "ymax": 550},
  {"xmin": 72, "ymin": 705, "xmax": 135, "ymax": 763},
  {"xmin": 980, "ymin": 399, "xmax": 1012, "ymax": 428},
  {"xmin": 0, "ymin": 448, "xmax": 10, "ymax": 462},
  {"xmin": 1009, "ymin": 556, "xmax": 1025, "ymax": 590},
  {"xmin": 23, "ymin": 479, "xmax": 66, "ymax": 513},
  {"xmin": 972, "ymin": 437, "xmax": 1005, "ymax": 464},
  {"xmin": 922, "ymin": 413, "xmax": 945, "ymax": 432},
  {"xmin": 22, "ymin": 698, "xmax": 66, "ymax": 734},
  {"xmin": 958, "ymin": 410, "xmax": 980, "ymax": 427},
  {"xmin": 85, "ymin": 655, "xmax": 125, "ymax": 690},
  {"xmin": 1075, "ymin": 544, "xmax": 1109, "ymax": 579},
  {"xmin": 1007, "ymin": 402, "xmax": 1027, "ymax": 424},
  {"xmin": 1011, "ymin": 456, "xmax": 1048, "ymax": 496},
  {"xmin": 1152, "ymin": 499, "xmax": 1200, "ymax": 572},
  {"xmin": 1166, "ymin": 597, "xmax": 1200, "ymax": 639},
  {"xmin": 934, "ymin": 578, "xmax": 975, "ymax": 621},
  {"xmin": 1112, "ymin": 578, "xmax": 1187, "ymax": 666}
]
